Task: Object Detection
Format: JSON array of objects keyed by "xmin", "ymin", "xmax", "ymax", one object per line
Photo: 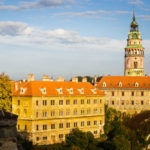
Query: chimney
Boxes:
[
  {"xmin": 15, "ymin": 82, "xmax": 18, "ymax": 91},
  {"xmin": 56, "ymin": 76, "xmax": 65, "ymax": 82},
  {"xmin": 28, "ymin": 74, "xmax": 34, "ymax": 81},
  {"xmin": 42, "ymin": 75, "xmax": 53, "ymax": 81},
  {"xmin": 72, "ymin": 77, "xmax": 78, "ymax": 83},
  {"xmin": 82, "ymin": 77, "xmax": 87, "ymax": 82}
]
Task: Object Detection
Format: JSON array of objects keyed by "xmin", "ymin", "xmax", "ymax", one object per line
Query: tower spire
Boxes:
[{"xmin": 133, "ymin": 9, "xmax": 135, "ymax": 21}]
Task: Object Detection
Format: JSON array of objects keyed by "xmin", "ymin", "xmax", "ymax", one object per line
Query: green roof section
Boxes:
[{"xmin": 125, "ymin": 45, "xmax": 144, "ymax": 49}]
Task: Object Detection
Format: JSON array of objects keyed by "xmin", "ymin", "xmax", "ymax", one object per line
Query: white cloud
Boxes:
[
  {"xmin": 52, "ymin": 10, "xmax": 131, "ymax": 18},
  {"xmin": 0, "ymin": 0, "xmax": 72, "ymax": 10},
  {"xmin": 128, "ymin": 0, "xmax": 144, "ymax": 5},
  {"xmin": 0, "ymin": 21, "xmax": 33, "ymax": 35}
]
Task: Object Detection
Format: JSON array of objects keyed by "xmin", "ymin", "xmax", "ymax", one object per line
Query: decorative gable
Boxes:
[
  {"xmin": 40, "ymin": 88, "xmax": 47, "ymax": 94},
  {"xmin": 91, "ymin": 88, "xmax": 97, "ymax": 94},
  {"xmin": 67, "ymin": 88, "xmax": 73, "ymax": 94},
  {"xmin": 118, "ymin": 82, "xmax": 122, "ymax": 87},
  {"xmin": 78, "ymin": 88, "xmax": 84, "ymax": 94},
  {"xmin": 102, "ymin": 82, "xmax": 106, "ymax": 87},
  {"xmin": 20, "ymin": 87, "xmax": 27, "ymax": 94},
  {"xmin": 56, "ymin": 88, "xmax": 63, "ymax": 94}
]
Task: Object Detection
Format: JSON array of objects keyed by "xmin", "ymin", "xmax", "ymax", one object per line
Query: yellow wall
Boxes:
[{"xmin": 12, "ymin": 95, "xmax": 105, "ymax": 145}]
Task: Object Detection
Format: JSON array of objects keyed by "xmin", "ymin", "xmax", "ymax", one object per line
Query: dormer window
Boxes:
[
  {"xmin": 67, "ymin": 88, "xmax": 73, "ymax": 94},
  {"xmin": 40, "ymin": 88, "xmax": 47, "ymax": 94},
  {"xmin": 91, "ymin": 89, "xmax": 97, "ymax": 94},
  {"xmin": 118, "ymin": 82, "xmax": 122, "ymax": 87},
  {"xmin": 20, "ymin": 87, "xmax": 26, "ymax": 94},
  {"xmin": 56, "ymin": 88, "xmax": 63, "ymax": 94},
  {"xmin": 134, "ymin": 82, "xmax": 139, "ymax": 87},
  {"xmin": 78, "ymin": 88, "xmax": 84, "ymax": 94},
  {"xmin": 102, "ymin": 82, "xmax": 106, "ymax": 87}
]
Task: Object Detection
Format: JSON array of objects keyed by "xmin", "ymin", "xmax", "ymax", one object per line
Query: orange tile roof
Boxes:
[
  {"xmin": 12, "ymin": 81, "xmax": 104, "ymax": 96},
  {"xmin": 96, "ymin": 76, "xmax": 150, "ymax": 89}
]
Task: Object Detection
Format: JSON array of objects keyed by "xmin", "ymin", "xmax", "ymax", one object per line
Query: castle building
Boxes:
[
  {"xmin": 12, "ymin": 79, "xmax": 105, "ymax": 145},
  {"xmin": 95, "ymin": 76, "xmax": 150, "ymax": 114},
  {"xmin": 124, "ymin": 11, "xmax": 144, "ymax": 76}
]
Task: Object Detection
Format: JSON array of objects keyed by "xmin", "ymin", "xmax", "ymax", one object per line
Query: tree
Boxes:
[
  {"xmin": 66, "ymin": 128, "xmax": 88, "ymax": 150},
  {"xmin": 0, "ymin": 72, "xmax": 12, "ymax": 112}
]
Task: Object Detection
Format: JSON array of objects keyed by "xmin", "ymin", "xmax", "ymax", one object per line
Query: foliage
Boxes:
[{"xmin": 0, "ymin": 72, "xmax": 12, "ymax": 112}]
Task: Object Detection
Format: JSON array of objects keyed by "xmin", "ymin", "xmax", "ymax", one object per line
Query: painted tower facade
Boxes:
[{"xmin": 124, "ymin": 12, "xmax": 144, "ymax": 76}]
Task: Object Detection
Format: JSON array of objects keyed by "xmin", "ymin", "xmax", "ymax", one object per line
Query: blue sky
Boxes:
[{"xmin": 0, "ymin": 0, "xmax": 150, "ymax": 80}]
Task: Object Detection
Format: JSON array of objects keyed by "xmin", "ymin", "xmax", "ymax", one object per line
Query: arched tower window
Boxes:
[{"xmin": 134, "ymin": 62, "xmax": 138, "ymax": 69}]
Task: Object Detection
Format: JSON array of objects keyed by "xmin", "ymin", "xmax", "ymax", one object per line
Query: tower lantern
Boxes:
[{"xmin": 124, "ymin": 11, "xmax": 144, "ymax": 76}]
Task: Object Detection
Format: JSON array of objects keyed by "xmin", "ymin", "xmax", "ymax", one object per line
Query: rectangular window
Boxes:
[
  {"xmin": 94, "ymin": 130, "xmax": 98, "ymax": 135},
  {"xmin": 112, "ymin": 101, "xmax": 114, "ymax": 105},
  {"xmin": 131, "ymin": 101, "xmax": 134, "ymax": 105},
  {"xmin": 94, "ymin": 99, "xmax": 97, "ymax": 104},
  {"xmin": 24, "ymin": 125, "xmax": 27, "ymax": 131},
  {"xmin": 51, "ymin": 124, "xmax": 55, "ymax": 129},
  {"xmin": 59, "ymin": 111, "xmax": 63, "ymax": 116},
  {"xmin": 94, "ymin": 108, "xmax": 97, "ymax": 114},
  {"xmin": 59, "ymin": 123, "xmax": 63, "ymax": 128},
  {"xmin": 73, "ymin": 99, "xmax": 77, "ymax": 105},
  {"xmin": 42, "ymin": 112, "xmax": 47, "ymax": 117},
  {"xmin": 87, "ymin": 121, "xmax": 91, "ymax": 126},
  {"xmin": 122, "ymin": 92, "xmax": 125, "ymax": 96},
  {"xmin": 100, "ymin": 99, "xmax": 102, "ymax": 104},
  {"xmin": 74, "ymin": 109, "xmax": 77, "ymax": 115},
  {"xmin": 17, "ymin": 100, "xmax": 20, "ymax": 106},
  {"xmin": 74, "ymin": 122, "xmax": 77, "ymax": 127},
  {"xmin": 81, "ymin": 121, "xmax": 84, "ymax": 127},
  {"xmin": 122, "ymin": 100, "xmax": 124, "ymax": 105},
  {"xmin": 51, "ymin": 100, "xmax": 55, "ymax": 105},
  {"xmin": 51, "ymin": 111, "xmax": 55, "ymax": 117},
  {"xmin": 131, "ymin": 91, "xmax": 134, "ymax": 96},
  {"xmin": 43, "ymin": 125, "xmax": 47, "ymax": 130},
  {"xmin": 36, "ymin": 112, "xmax": 39, "ymax": 118},
  {"xmin": 66, "ymin": 123, "xmax": 70, "ymax": 128},
  {"xmin": 112, "ymin": 91, "xmax": 114, "ymax": 96},
  {"xmin": 141, "ymin": 100, "xmax": 144, "ymax": 105},
  {"xmin": 87, "ymin": 109, "xmax": 91, "ymax": 115},
  {"xmin": 36, "ymin": 100, "xmax": 38, "ymax": 106},
  {"xmin": 94, "ymin": 121, "xmax": 97, "ymax": 125},
  {"xmin": 87, "ymin": 99, "xmax": 91, "ymax": 104},
  {"xmin": 59, "ymin": 100, "xmax": 63, "ymax": 105},
  {"xmin": 59, "ymin": 134, "xmax": 63, "ymax": 139},
  {"xmin": 141, "ymin": 91, "xmax": 144, "ymax": 96},
  {"xmin": 36, "ymin": 125, "xmax": 39, "ymax": 131},
  {"xmin": 36, "ymin": 137, "xmax": 39, "ymax": 141},
  {"xmin": 100, "ymin": 108, "xmax": 102, "ymax": 114},
  {"xmin": 100, "ymin": 120, "xmax": 102, "ymax": 125},
  {"xmin": 43, "ymin": 136, "xmax": 47, "ymax": 140},
  {"xmin": 66, "ymin": 110, "xmax": 70, "ymax": 116},
  {"xmin": 43, "ymin": 100, "xmax": 47, "ymax": 106},
  {"xmin": 81, "ymin": 109, "xmax": 84, "ymax": 115},
  {"xmin": 81, "ymin": 99, "xmax": 84, "ymax": 104},
  {"xmin": 66, "ymin": 100, "xmax": 70, "ymax": 105}
]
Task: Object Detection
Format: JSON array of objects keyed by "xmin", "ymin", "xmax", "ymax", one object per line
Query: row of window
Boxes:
[
  {"xmin": 36, "ymin": 108, "xmax": 103, "ymax": 117},
  {"xmin": 17, "ymin": 99, "xmax": 103, "ymax": 106},
  {"xmin": 111, "ymin": 91, "xmax": 144, "ymax": 97},
  {"xmin": 18, "ymin": 120, "xmax": 103, "ymax": 131},
  {"xmin": 36, "ymin": 129, "xmax": 101, "ymax": 142},
  {"xmin": 36, "ymin": 99, "xmax": 103, "ymax": 106},
  {"xmin": 111, "ymin": 100, "xmax": 146, "ymax": 105}
]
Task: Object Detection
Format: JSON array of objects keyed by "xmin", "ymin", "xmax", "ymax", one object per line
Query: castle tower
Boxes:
[{"xmin": 124, "ymin": 11, "xmax": 144, "ymax": 76}]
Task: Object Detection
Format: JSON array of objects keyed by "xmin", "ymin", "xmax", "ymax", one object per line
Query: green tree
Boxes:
[
  {"xmin": 0, "ymin": 72, "xmax": 12, "ymax": 112},
  {"xmin": 66, "ymin": 128, "xmax": 88, "ymax": 150}
]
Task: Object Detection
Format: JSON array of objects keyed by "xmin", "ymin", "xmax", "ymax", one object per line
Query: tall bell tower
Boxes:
[{"xmin": 124, "ymin": 11, "xmax": 144, "ymax": 76}]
